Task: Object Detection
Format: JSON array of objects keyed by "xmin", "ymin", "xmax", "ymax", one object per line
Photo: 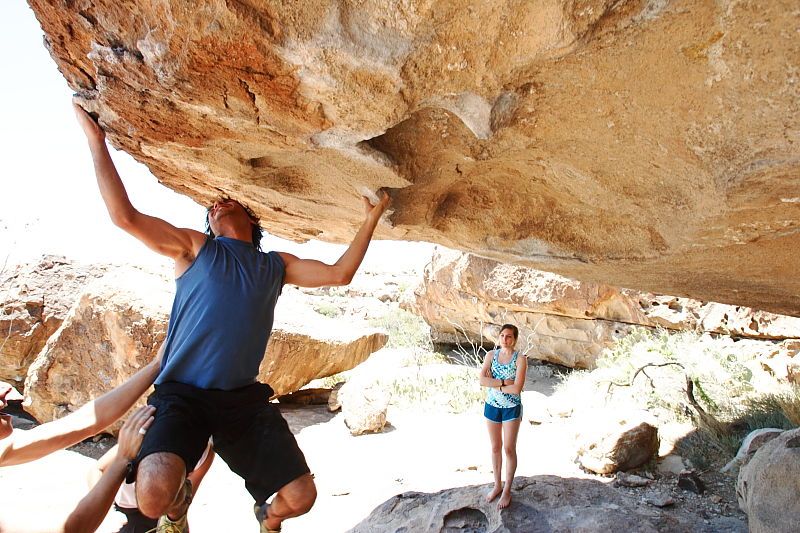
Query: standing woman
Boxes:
[{"xmin": 479, "ymin": 324, "xmax": 527, "ymax": 509}]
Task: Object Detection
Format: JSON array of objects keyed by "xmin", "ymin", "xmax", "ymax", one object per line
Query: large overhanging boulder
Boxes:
[{"xmin": 27, "ymin": 1, "xmax": 800, "ymax": 316}]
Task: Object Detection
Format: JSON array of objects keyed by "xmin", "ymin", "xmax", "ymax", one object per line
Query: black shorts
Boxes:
[
  {"xmin": 134, "ymin": 381, "xmax": 310, "ymax": 504},
  {"xmin": 114, "ymin": 505, "xmax": 157, "ymax": 533}
]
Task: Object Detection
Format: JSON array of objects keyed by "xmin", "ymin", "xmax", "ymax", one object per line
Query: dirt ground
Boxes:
[{"xmin": 0, "ymin": 362, "xmax": 746, "ymax": 532}]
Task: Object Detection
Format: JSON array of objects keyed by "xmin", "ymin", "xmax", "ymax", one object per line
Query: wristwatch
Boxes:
[{"xmin": 125, "ymin": 460, "xmax": 136, "ymax": 483}]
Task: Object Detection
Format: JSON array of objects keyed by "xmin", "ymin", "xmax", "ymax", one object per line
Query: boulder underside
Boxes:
[{"xmin": 28, "ymin": 0, "xmax": 800, "ymax": 315}]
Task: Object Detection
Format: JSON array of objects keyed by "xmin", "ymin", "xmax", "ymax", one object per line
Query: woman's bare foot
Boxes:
[
  {"xmin": 497, "ymin": 489, "xmax": 512, "ymax": 510},
  {"xmin": 485, "ymin": 484, "xmax": 502, "ymax": 502}
]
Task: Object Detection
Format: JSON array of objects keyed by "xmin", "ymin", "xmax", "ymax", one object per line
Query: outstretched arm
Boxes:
[
  {"xmin": 279, "ymin": 193, "xmax": 390, "ymax": 288},
  {"xmin": 63, "ymin": 405, "xmax": 155, "ymax": 533},
  {"xmin": 72, "ymin": 102, "xmax": 205, "ymax": 268},
  {"xmin": 0, "ymin": 349, "xmax": 162, "ymax": 467}
]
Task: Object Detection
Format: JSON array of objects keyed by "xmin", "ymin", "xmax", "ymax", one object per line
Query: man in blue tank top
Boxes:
[{"xmin": 75, "ymin": 103, "xmax": 390, "ymax": 533}]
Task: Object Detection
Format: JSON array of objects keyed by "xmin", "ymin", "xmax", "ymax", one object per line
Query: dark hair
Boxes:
[
  {"xmin": 499, "ymin": 324, "xmax": 519, "ymax": 340},
  {"xmin": 205, "ymin": 197, "xmax": 264, "ymax": 251}
]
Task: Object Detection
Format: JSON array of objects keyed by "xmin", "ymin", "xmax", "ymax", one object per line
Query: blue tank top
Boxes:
[{"xmin": 155, "ymin": 237, "xmax": 285, "ymax": 390}]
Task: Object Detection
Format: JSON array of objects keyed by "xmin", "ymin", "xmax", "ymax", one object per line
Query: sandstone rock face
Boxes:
[
  {"xmin": 737, "ymin": 428, "xmax": 800, "ymax": 533},
  {"xmin": 23, "ymin": 268, "xmax": 171, "ymax": 427},
  {"xmin": 575, "ymin": 409, "xmax": 660, "ymax": 475},
  {"xmin": 350, "ymin": 476, "xmax": 745, "ymax": 533},
  {"xmin": 0, "ymin": 257, "xmax": 106, "ymax": 387},
  {"xmin": 263, "ymin": 290, "xmax": 388, "ymax": 397},
  {"xmin": 28, "ymin": 1, "xmax": 800, "ymax": 315},
  {"xmin": 258, "ymin": 326, "xmax": 387, "ymax": 397},
  {"xmin": 415, "ymin": 248, "xmax": 800, "ymax": 368}
]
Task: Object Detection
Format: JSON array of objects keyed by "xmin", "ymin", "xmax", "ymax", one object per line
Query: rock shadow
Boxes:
[{"xmin": 278, "ymin": 403, "xmax": 338, "ymax": 434}]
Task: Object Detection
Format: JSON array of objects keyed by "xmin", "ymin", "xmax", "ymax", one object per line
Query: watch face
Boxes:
[{"xmin": 125, "ymin": 461, "xmax": 136, "ymax": 483}]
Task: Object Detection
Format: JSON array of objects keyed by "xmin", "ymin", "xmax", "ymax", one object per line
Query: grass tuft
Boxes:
[{"xmin": 369, "ymin": 307, "xmax": 433, "ymax": 350}]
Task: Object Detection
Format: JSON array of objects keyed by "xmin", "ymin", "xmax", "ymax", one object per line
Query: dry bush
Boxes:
[{"xmin": 554, "ymin": 327, "xmax": 800, "ymax": 464}]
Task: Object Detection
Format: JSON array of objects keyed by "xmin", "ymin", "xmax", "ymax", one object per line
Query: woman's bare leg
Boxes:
[
  {"xmin": 485, "ymin": 419, "xmax": 503, "ymax": 502},
  {"xmin": 498, "ymin": 417, "xmax": 521, "ymax": 509}
]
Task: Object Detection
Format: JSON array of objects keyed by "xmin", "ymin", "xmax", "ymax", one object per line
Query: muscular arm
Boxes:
[
  {"xmin": 280, "ymin": 194, "xmax": 390, "ymax": 288},
  {"xmin": 0, "ymin": 357, "xmax": 160, "ymax": 467},
  {"xmin": 73, "ymin": 102, "xmax": 205, "ymax": 269}
]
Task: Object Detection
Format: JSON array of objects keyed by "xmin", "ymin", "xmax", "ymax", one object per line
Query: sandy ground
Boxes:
[
  {"xmin": 0, "ymin": 365, "xmax": 744, "ymax": 532},
  {"xmin": 1, "ymin": 367, "xmax": 578, "ymax": 532},
  {"xmin": 1, "ymin": 406, "xmax": 582, "ymax": 532}
]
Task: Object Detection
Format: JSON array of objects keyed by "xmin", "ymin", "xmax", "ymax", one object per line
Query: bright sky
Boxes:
[{"xmin": 0, "ymin": 4, "xmax": 433, "ymax": 273}]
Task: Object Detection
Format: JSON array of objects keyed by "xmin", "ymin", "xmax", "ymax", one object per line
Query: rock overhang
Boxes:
[{"xmin": 27, "ymin": 0, "xmax": 800, "ymax": 315}]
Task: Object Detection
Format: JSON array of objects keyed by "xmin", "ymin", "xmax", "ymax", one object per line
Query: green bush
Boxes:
[
  {"xmin": 313, "ymin": 302, "xmax": 342, "ymax": 318},
  {"xmin": 384, "ymin": 367, "xmax": 483, "ymax": 414},
  {"xmin": 369, "ymin": 307, "xmax": 432, "ymax": 350}
]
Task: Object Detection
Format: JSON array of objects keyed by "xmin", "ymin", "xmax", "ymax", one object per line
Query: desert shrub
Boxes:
[
  {"xmin": 369, "ymin": 307, "xmax": 432, "ymax": 350},
  {"xmin": 313, "ymin": 371, "xmax": 349, "ymax": 389},
  {"xmin": 399, "ymin": 350, "xmax": 449, "ymax": 367},
  {"xmin": 384, "ymin": 366, "xmax": 483, "ymax": 414},
  {"xmin": 554, "ymin": 327, "xmax": 800, "ymax": 462},
  {"xmin": 313, "ymin": 301, "xmax": 342, "ymax": 318},
  {"xmin": 735, "ymin": 384, "xmax": 800, "ymax": 430}
]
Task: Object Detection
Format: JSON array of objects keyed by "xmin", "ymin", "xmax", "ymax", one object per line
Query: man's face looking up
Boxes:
[{"xmin": 207, "ymin": 198, "xmax": 254, "ymax": 236}]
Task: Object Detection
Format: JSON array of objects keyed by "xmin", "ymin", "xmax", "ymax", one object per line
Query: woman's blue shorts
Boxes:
[{"xmin": 484, "ymin": 403, "xmax": 522, "ymax": 423}]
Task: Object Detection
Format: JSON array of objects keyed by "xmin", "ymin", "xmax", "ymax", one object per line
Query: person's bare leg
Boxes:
[
  {"xmin": 135, "ymin": 452, "xmax": 188, "ymax": 519},
  {"xmin": 263, "ymin": 473, "xmax": 317, "ymax": 531},
  {"xmin": 498, "ymin": 418, "xmax": 521, "ymax": 510},
  {"xmin": 485, "ymin": 419, "xmax": 503, "ymax": 503}
]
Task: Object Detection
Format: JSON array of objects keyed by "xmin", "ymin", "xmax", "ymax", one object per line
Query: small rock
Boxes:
[
  {"xmin": 575, "ymin": 409, "xmax": 659, "ymax": 474},
  {"xmin": 328, "ymin": 382, "xmax": 344, "ymax": 412},
  {"xmin": 645, "ymin": 493, "xmax": 675, "ymax": 507},
  {"xmin": 615, "ymin": 472, "xmax": 651, "ymax": 487},
  {"xmin": 710, "ymin": 494, "xmax": 723, "ymax": 504},
  {"xmin": 657, "ymin": 454, "xmax": 686, "ymax": 476},
  {"xmin": 677, "ymin": 470, "xmax": 706, "ymax": 494},
  {"xmin": 340, "ymin": 379, "xmax": 389, "ymax": 436}
]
